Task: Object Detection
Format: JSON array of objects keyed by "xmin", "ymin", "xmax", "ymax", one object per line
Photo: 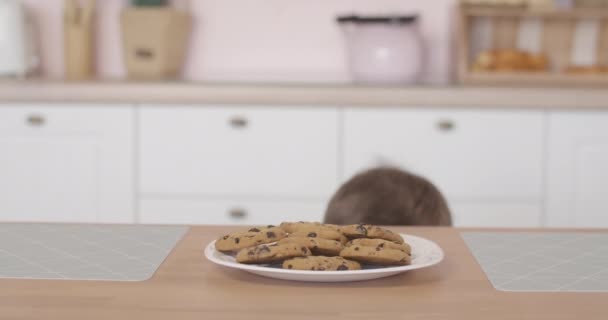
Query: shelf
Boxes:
[
  {"xmin": 462, "ymin": 6, "xmax": 608, "ymax": 19},
  {"xmin": 458, "ymin": 5, "xmax": 608, "ymax": 87},
  {"xmin": 462, "ymin": 72, "xmax": 608, "ymax": 86}
]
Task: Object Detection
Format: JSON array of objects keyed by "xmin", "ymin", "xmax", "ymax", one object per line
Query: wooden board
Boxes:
[
  {"xmin": 597, "ymin": 19, "xmax": 608, "ymax": 66},
  {"xmin": 492, "ymin": 17, "xmax": 520, "ymax": 49},
  {"xmin": 542, "ymin": 18, "xmax": 576, "ymax": 71},
  {"xmin": 462, "ymin": 71, "xmax": 608, "ymax": 86},
  {"xmin": 458, "ymin": 7, "xmax": 472, "ymax": 80},
  {"xmin": 464, "ymin": 6, "xmax": 608, "ymax": 19}
]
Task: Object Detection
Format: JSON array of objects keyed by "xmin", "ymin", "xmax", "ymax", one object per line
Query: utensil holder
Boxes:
[{"xmin": 64, "ymin": 0, "xmax": 95, "ymax": 80}]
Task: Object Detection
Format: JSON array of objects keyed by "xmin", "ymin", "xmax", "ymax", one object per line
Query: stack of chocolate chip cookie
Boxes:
[{"xmin": 215, "ymin": 222, "xmax": 412, "ymax": 271}]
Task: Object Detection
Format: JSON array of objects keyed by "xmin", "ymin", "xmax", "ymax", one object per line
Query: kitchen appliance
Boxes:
[
  {"xmin": 337, "ymin": 14, "xmax": 424, "ymax": 85},
  {"xmin": 0, "ymin": 0, "xmax": 39, "ymax": 77}
]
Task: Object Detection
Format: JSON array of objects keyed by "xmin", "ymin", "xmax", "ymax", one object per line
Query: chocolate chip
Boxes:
[
  {"xmin": 234, "ymin": 237, "xmax": 240, "ymax": 244},
  {"xmin": 259, "ymin": 245, "xmax": 271, "ymax": 253},
  {"xmin": 379, "ymin": 243, "xmax": 385, "ymax": 248},
  {"xmin": 354, "ymin": 247, "xmax": 360, "ymax": 251},
  {"xmin": 248, "ymin": 250, "xmax": 254, "ymax": 256},
  {"xmin": 307, "ymin": 232, "xmax": 317, "ymax": 238},
  {"xmin": 312, "ymin": 246, "xmax": 319, "ymax": 251},
  {"xmin": 287, "ymin": 264, "xmax": 293, "ymax": 269},
  {"xmin": 301, "ymin": 247, "xmax": 308, "ymax": 254},
  {"xmin": 356, "ymin": 224, "xmax": 368, "ymax": 235},
  {"xmin": 337, "ymin": 265, "xmax": 348, "ymax": 271},
  {"xmin": 267, "ymin": 225, "xmax": 275, "ymax": 228},
  {"xmin": 266, "ymin": 231, "xmax": 276, "ymax": 238},
  {"xmin": 222, "ymin": 235, "xmax": 229, "ymax": 240},
  {"xmin": 249, "ymin": 228, "xmax": 261, "ymax": 232}
]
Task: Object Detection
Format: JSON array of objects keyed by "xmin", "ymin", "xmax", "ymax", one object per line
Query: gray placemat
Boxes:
[
  {"xmin": 462, "ymin": 232, "xmax": 608, "ymax": 292},
  {"xmin": 0, "ymin": 224, "xmax": 188, "ymax": 281}
]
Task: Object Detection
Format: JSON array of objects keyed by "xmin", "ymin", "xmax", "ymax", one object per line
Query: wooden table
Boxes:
[{"xmin": 1, "ymin": 226, "xmax": 606, "ymax": 320}]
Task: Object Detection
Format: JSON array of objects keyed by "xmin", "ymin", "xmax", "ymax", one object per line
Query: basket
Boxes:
[{"xmin": 121, "ymin": 8, "xmax": 191, "ymax": 79}]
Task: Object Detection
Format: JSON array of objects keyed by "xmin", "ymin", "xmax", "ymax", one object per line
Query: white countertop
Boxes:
[{"xmin": 0, "ymin": 80, "xmax": 607, "ymax": 109}]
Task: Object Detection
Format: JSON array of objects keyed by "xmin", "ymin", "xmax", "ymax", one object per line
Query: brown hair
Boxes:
[{"xmin": 323, "ymin": 167, "xmax": 452, "ymax": 226}]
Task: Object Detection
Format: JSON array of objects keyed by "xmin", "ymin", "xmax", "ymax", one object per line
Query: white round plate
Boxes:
[{"xmin": 204, "ymin": 234, "xmax": 444, "ymax": 282}]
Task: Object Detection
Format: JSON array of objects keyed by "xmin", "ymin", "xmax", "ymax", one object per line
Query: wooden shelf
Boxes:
[
  {"xmin": 463, "ymin": 72, "xmax": 608, "ymax": 86},
  {"xmin": 458, "ymin": 5, "xmax": 608, "ymax": 87},
  {"xmin": 463, "ymin": 6, "xmax": 608, "ymax": 19}
]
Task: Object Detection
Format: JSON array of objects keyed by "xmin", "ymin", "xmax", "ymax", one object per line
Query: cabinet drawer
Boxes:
[
  {"xmin": 343, "ymin": 109, "xmax": 544, "ymax": 199},
  {"xmin": 139, "ymin": 106, "xmax": 339, "ymax": 197},
  {"xmin": 0, "ymin": 104, "xmax": 122, "ymax": 132},
  {"xmin": 449, "ymin": 200, "xmax": 542, "ymax": 227},
  {"xmin": 139, "ymin": 198, "xmax": 326, "ymax": 225}
]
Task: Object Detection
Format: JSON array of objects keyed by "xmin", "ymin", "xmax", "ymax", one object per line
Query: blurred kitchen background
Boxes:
[
  {"xmin": 15, "ymin": 0, "xmax": 455, "ymax": 83},
  {"xmin": 1, "ymin": 0, "xmax": 607, "ymax": 228}
]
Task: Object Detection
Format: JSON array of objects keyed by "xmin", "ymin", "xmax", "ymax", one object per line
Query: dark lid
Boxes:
[{"xmin": 336, "ymin": 14, "xmax": 418, "ymax": 24}]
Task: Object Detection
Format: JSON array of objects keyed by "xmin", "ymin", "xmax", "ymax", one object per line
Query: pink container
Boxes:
[{"xmin": 337, "ymin": 15, "xmax": 424, "ymax": 85}]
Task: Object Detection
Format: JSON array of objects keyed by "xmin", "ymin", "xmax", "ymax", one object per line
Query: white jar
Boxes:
[{"xmin": 338, "ymin": 15, "xmax": 423, "ymax": 85}]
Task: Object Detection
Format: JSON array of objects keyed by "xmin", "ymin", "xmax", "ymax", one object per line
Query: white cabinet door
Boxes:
[
  {"xmin": 547, "ymin": 112, "xmax": 608, "ymax": 227},
  {"xmin": 140, "ymin": 197, "xmax": 326, "ymax": 225},
  {"xmin": 449, "ymin": 201, "xmax": 542, "ymax": 227},
  {"xmin": 139, "ymin": 105, "xmax": 339, "ymax": 198},
  {"xmin": 343, "ymin": 108, "xmax": 544, "ymax": 200},
  {"xmin": 0, "ymin": 105, "xmax": 134, "ymax": 223}
]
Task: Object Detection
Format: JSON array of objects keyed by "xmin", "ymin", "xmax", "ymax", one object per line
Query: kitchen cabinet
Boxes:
[
  {"xmin": 138, "ymin": 105, "xmax": 339, "ymax": 225},
  {"xmin": 0, "ymin": 101, "xmax": 606, "ymax": 229},
  {"xmin": 140, "ymin": 197, "xmax": 326, "ymax": 225},
  {"xmin": 0, "ymin": 104, "xmax": 134, "ymax": 223},
  {"xmin": 449, "ymin": 201, "xmax": 542, "ymax": 227},
  {"xmin": 343, "ymin": 108, "xmax": 545, "ymax": 227},
  {"xmin": 546, "ymin": 112, "xmax": 608, "ymax": 227},
  {"xmin": 139, "ymin": 105, "xmax": 339, "ymax": 197}
]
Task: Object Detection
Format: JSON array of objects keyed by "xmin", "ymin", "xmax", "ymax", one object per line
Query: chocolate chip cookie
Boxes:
[
  {"xmin": 341, "ymin": 224, "xmax": 404, "ymax": 244},
  {"xmin": 278, "ymin": 236, "xmax": 343, "ymax": 256},
  {"xmin": 279, "ymin": 221, "xmax": 342, "ymax": 233},
  {"xmin": 236, "ymin": 243, "xmax": 311, "ymax": 264},
  {"xmin": 288, "ymin": 229, "xmax": 348, "ymax": 245},
  {"xmin": 215, "ymin": 226, "xmax": 286, "ymax": 253},
  {"xmin": 282, "ymin": 256, "xmax": 361, "ymax": 271},
  {"xmin": 340, "ymin": 244, "xmax": 411, "ymax": 266},
  {"xmin": 346, "ymin": 238, "xmax": 411, "ymax": 254}
]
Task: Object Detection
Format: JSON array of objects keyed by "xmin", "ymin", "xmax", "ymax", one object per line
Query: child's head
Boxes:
[{"xmin": 323, "ymin": 167, "xmax": 452, "ymax": 226}]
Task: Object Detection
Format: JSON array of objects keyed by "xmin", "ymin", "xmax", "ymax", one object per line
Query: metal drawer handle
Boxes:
[
  {"xmin": 228, "ymin": 208, "xmax": 248, "ymax": 220},
  {"xmin": 437, "ymin": 119, "xmax": 455, "ymax": 132},
  {"xmin": 26, "ymin": 114, "xmax": 45, "ymax": 127},
  {"xmin": 229, "ymin": 116, "xmax": 248, "ymax": 129}
]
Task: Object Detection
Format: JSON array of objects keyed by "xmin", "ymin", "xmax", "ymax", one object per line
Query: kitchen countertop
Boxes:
[
  {"xmin": 1, "ymin": 226, "xmax": 606, "ymax": 320},
  {"xmin": 1, "ymin": 80, "xmax": 608, "ymax": 109}
]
